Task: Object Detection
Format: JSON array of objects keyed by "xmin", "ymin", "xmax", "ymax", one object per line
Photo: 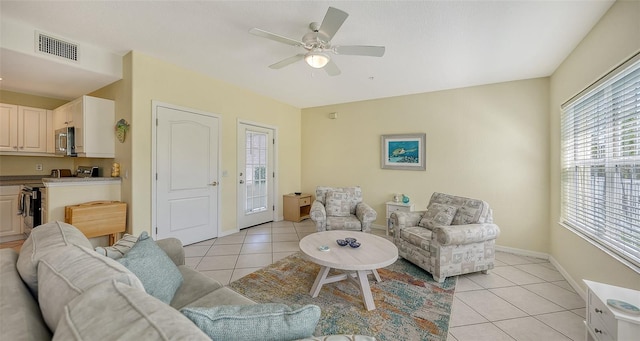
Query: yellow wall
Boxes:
[
  {"xmin": 0, "ymin": 90, "xmax": 67, "ymax": 109},
  {"xmin": 549, "ymin": 0, "xmax": 640, "ymax": 290},
  {"xmin": 302, "ymin": 78, "xmax": 550, "ymax": 253},
  {"xmin": 127, "ymin": 51, "xmax": 301, "ymax": 237}
]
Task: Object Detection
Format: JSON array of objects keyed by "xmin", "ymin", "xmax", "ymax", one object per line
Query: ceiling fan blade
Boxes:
[
  {"xmin": 269, "ymin": 54, "xmax": 305, "ymax": 69},
  {"xmin": 324, "ymin": 60, "xmax": 341, "ymax": 76},
  {"xmin": 249, "ymin": 28, "xmax": 303, "ymax": 47},
  {"xmin": 318, "ymin": 7, "xmax": 348, "ymax": 42},
  {"xmin": 333, "ymin": 45, "xmax": 386, "ymax": 57}
]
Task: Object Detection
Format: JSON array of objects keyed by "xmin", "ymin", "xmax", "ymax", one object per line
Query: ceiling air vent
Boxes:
[{"xmin": 36, "ymin": 32, "xmax": 78, "ymax": 62}]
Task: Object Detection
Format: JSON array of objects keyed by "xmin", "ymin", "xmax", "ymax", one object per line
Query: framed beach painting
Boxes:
[{"xmin": 381, "ymin": 133, "xmax": 426, "ymax": 170}]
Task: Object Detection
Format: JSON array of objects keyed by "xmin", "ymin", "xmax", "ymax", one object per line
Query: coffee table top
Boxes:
[{"xmin": 299, "ymin": 231, "xmax": 398, "ymax": 271}]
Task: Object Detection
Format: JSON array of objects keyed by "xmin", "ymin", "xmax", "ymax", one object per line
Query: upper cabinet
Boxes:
[
  {"xmin": 53, "ymin": 96, "xmax": 115, "ymax": 158},
  {"xmin": 0, "ymin": 103, "xmax": 51, "ymax": 154}
]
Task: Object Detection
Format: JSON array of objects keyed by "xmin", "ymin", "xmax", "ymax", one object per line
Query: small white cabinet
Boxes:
[
  {"xmin": 0, "ymin": 186, "xmax": 22, "ymax": 238},
  {"xmin": 0, "ymin": 103, "xmax": 51, "ymax": 154},
  {"xmin": 53, "ymin": 95, "xmax": 115, "ymax": 158},
  {"xmin": 584, "ymin": 280, "xmax": 640, "ymax": 341},
  {"xmin": 385, "ymin": 201, "xmax": 414, "ymax": 235}
]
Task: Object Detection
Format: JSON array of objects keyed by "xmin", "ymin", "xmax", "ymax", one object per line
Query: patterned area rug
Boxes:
[{"xmin": 229, "ymin": 252, "xmax": 456, "ymax": 341}]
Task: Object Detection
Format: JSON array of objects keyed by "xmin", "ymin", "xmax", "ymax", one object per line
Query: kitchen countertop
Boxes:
[{"xmin": 0, "ymin": 175, "xmax": 121, "ymax": 186}]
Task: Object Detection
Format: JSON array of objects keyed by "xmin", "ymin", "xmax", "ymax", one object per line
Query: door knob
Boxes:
[
  {"xmin": 209, "ymin": 181, "xmax": 218, "ymax": 186},
  {"xmin": 239, "ymin": 180, "xmax": 245, "ymax": 184}
]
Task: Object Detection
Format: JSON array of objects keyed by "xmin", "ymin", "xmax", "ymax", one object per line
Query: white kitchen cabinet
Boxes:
[
  {"xmin": 53, "ymin": 95, "xmax": 115, "ymax": 158},
  {"xmin": 0, "ymin": 103, "xmax": 51, "ymax": 154},
  {"xmin": 0, "ymin": 186, "xmax": 22, "ymax": 238}
]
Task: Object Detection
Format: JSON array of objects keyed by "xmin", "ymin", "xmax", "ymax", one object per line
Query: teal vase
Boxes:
[{"xmin": 402, "ymin": 195, "xmax": 410, "ymax": 203}]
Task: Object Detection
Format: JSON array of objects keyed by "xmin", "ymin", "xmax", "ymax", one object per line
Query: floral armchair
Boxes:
[
  {"xmin": 309, "ymin": 186, "xmax": 377, "ymax": 233},
  {"xmin": 390, "ymin": 192, "xmax": 500, "ymax": 282}
]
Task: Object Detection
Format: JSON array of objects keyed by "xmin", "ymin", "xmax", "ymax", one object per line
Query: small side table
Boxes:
[
  {"xmin": 385, "ymin": 201, "xmax": 414, "ymax": 236},
  {"xmin": 584, "ymin": 279, "xmax": 640, "ymax": 341},
  {"xmin": 283, "ymin": 193, "xmax": 313, "ymax": 222}
]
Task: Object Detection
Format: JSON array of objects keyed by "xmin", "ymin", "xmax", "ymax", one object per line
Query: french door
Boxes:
[{"xmin": 237, "ymin": 122, "xmax": 275, "ymax": 229}]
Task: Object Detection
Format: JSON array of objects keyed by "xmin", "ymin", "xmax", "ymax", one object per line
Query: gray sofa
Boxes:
[{"xmin": 0, "ymin": 221, "xmax": 374, "ymax": 341}]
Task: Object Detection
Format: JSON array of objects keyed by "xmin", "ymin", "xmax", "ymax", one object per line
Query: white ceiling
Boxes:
[{"xmin": 0, "ymin": 0, "xmax": 614, "ymax": 108}]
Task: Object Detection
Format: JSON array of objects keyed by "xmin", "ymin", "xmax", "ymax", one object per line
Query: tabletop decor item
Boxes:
[
  {"xmin": 402, "ymin": 194, "xmax": 410, "ymax": 203},
  {"xmin": 607, "ymin": 298, "xmax": 640, "ymax": 315},
  {"xmin": 381, "ymin": 133, "xmax": 426, "ymax": 171},
  {"xmin": 336, "ymin": 239, "xmax": 348, "ymax": 246},
  {"xmin": 349, "ymin": 241, "xmax": 361, "ymax": 248},
  {"xmin": 345, "ymin": 237, "xmax": 357, "ymax": 244}
]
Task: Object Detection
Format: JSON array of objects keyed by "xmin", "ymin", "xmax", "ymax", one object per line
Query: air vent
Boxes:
[{"xmin": 36, "ymin": 32, "xmax": 78, "ymax": 62}]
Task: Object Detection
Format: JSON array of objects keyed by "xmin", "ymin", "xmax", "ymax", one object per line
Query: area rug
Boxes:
[{"xmin": 228, "ymin": 252, "xmax": 456, "ymax": 341}]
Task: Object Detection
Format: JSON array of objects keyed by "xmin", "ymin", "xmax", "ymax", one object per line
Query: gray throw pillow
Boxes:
[
  {"xmin": 117, "ymin": 232, "xmax": 183, "ymax": 304},
  {"xmin": 418, "ymin": 203, "xmax": 457, "ymax": 230},
  {"xmin": 180, "ymin": 303, "xmax": 321, "ymax": 341}
]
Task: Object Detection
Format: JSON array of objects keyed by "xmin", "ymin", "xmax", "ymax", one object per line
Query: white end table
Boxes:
[{"xmin": 299, "ymin": 230, "xmax": 398, "ymax": 311}]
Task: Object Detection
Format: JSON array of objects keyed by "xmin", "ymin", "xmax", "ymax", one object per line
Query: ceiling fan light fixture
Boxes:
[{"xmin": 304, "ymin": 51, "xmax": 330, "ymax": 68}]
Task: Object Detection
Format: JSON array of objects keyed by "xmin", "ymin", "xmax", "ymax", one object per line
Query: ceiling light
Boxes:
[{"xmin": 304, "ymin": 51, "xmax": 330, "ymax": 69}]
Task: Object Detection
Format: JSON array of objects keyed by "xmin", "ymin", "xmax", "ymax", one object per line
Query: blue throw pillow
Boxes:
[
  {"xmin": 117, "ymin": 232, "xmax": 183, "ymax": 304},
  {"xmin": 180, "ymin": 303, "xmax": 321, "ymax": 341}
]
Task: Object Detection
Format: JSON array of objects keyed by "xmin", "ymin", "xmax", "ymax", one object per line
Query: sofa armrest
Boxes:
[
  {"xmin": 434, "ymin": 223, "xmax": 501, "ymax": 246},
  {"xmin": 156, "ymin": 238, "xmax": 185, "ymax": 266}
]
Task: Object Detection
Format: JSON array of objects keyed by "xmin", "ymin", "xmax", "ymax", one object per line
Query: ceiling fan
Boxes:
[{"xmin": 249, "ymin": 7, "xmax": 385, "ymax": 76}]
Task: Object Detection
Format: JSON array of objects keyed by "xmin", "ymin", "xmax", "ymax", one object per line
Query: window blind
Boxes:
[{"xmin": 561, "ymin": 52, "xmax": 640, "ymax": 271}]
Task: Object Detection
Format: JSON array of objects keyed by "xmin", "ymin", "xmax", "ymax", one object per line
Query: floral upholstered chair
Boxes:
[
  {"xmin": 390, "ymin": 192, "xmax": 500, "ymax": 282},
  {"xmin": 309, "ymin": 186, "xmax": 377, "ymax": 233}
]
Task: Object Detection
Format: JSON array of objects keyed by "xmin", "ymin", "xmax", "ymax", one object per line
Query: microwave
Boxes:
[{"xmin": 55, "ymin": 127, "xmax": 76, "ymax": 156}]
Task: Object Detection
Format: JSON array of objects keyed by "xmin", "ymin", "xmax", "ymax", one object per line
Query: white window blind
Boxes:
[{"xmin": 561, "ymin": 52, "xmax": 640, "ymax": 271}]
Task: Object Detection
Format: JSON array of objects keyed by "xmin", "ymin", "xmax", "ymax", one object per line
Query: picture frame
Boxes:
[{"xmin": 381, "ymin": 133, "xmax": 426, "ymax": 170}]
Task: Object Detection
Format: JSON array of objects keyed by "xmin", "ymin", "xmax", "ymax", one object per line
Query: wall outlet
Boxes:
[{"xmin": 35, "ymin": 164, "xmax": 43, "ymax": 171}]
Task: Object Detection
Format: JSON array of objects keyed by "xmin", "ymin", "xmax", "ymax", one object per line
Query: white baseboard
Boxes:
[
  {"xmin": 495, "ymin": 245, "xmax": 548, "ymax": 260},
  {"xmin": 495, "ymin": 244, "xmax": 586, "ymax": 299}
]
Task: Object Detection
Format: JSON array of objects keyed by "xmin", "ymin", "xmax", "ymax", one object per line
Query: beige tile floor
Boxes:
[{"xmin": 183, "ymin": 220, "xmax": 586, "ymax": 341}]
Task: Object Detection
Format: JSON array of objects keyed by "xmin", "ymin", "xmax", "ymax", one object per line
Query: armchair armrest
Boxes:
[
  {"xmin": 310, "ymin": 200, "xmax": 327, "ymax": 231},
  {"xmin": 156, "ymin": 238, "xmax": 185, "ymax": 266},
  {"xmin": 310, "ymin": 200, "xmax": 326, "ymax": 221},
  {"xmin": 434, "ymin": 223, "xmax": 501, "ymax": 246},
  {"xmin": 355, "ymin": 202, "xmax": 377, "ymax": 223},
  {"xmin": 390, "ymin": 211, "xmax": 425, "ymax": 229}
]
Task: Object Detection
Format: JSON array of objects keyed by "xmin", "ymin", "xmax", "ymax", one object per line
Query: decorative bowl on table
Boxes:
[
  {"xmin": 344, "ymin": 237, "xmax": 357, "ymax": 244},
  {"xmin": 348, "ymin": 241, "xmax": 361, "ymax": 248},
  {"xmin": 336, "ymin": 239, "xmax": 348, "ymax": 246}
]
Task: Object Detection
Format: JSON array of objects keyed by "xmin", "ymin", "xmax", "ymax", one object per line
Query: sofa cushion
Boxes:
[
  {"xmin": 95, "ymin": 233, "xmax": 138, "ymax": 259},
  {"xmin": 17, "ymin": 221, "xmax": 93, "ymax": 296},
  {"xmin": 0, "ymin": 249, "xmax": 52, "ymax": 340},
  {"xmin": 180, "ymin": 303, "xmax": 321, "ymax": 341},
  {"xmin": 326, "ymin": 215, "xmax": 362, "ymax": 230},
  {"xmin": 53, "ymin": 280, "xmax": 210, "ymax": 341},
  {"xmin": 38, "ymin": 244, "xmax": 144, "ymax": 332},
  {"xmin": 117, "ymin": 231, "xmax": 183, "ymax": 304},
  {"xmin": 419, "ymin": 203, "xmax": 457, "ymax": 230},
  {"xmin": 325, "ymin": 190, "xmax": 351, "ymax": 217}
]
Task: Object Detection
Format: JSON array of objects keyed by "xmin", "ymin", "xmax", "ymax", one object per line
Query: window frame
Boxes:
[{"xmin": 560, "ymin": 52, "xmax": 640, "ymax": 273}]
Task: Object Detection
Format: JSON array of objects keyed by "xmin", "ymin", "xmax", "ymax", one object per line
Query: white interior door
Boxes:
[
  {"xmin": 237, "ymin": 122, "xmax": 275, "ymax": 229},
  {"xmin": 155, "ymin": 103, "xmax": 219, "ymax": 245}
]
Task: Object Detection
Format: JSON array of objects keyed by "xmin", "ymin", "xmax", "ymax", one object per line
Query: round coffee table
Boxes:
[{"xmin": 299, "ymin": 230, "xmax": 398, "ymax": 311}]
